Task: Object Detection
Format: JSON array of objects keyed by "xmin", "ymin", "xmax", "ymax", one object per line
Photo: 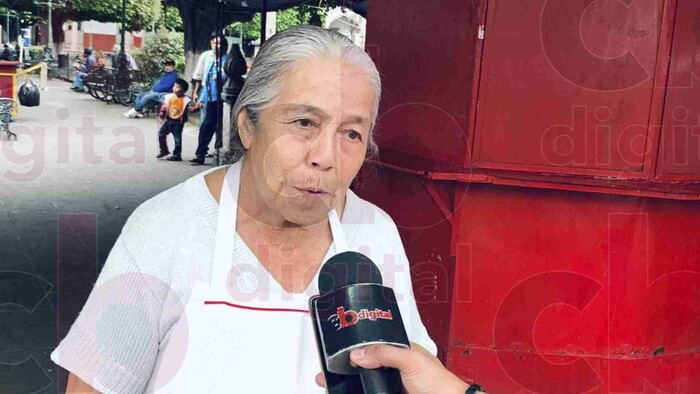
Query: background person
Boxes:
[
  {"xmin": 124, "ymin": 59, "xmax": 178, "ymax": 119},
  {"xmin": 0, "ymin": 43, "xmax": 14, "ymax": 61},
  {"xmin": 190, "ymin": 35, "xmax": 228, "ymax": 165},
  {"xmin": 219, "ymin": 43, "xmax": 247, "ymax": 158},
  {"xmin": 110, "ymin": 44, "xmax": 138, "ymax": 70},
  {"xmin": 191, "ymin": 32, "xmax": 217, "ymax": 108},
  {"xmin": 157, "ymin": 78, "xmax": 192, "ymax": 161},
  {"xmin": 71, "ymin": 48, "xmax": 96, "ymax": 92},
  {"xmin": 191, "ymin": 32, "xmax": 218, "ymax": 159}
]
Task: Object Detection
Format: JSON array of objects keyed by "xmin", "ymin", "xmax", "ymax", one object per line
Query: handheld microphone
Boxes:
[{"xmin": 309, "ymin": 251, "xmax": 409, "ymax": 394}]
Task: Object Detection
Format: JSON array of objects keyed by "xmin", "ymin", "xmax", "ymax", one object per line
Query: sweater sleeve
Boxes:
[
  {"xmin": 192, "ymin": 51, "xmax": 210, "ymax": 81},
  {"xmin": 84, "ymin": 56, "xmax": 96, "ymax": 72},
  {"xmin": 50, "ymin": 232, "xmax": 166, "ymax": 393},
  {"xmin": 152, "ymin": 72, "xmax": 177, "ymax": 93}
]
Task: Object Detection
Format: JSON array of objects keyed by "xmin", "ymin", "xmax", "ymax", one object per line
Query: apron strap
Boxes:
[
  {"xmin": 328, "ymin": 209, "xmax": 348, "ymax": 253},
  {"xmin": 210, "ymin": 161, "xmax": 242, "ymax": 285}
]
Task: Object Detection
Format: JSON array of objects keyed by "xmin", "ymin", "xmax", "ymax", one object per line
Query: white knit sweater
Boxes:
[{"xmin": 51, "ymin": 165, "xmax": 437, "ymax": 394}]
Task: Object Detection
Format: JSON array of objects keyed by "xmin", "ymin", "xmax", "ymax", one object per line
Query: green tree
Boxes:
[
  {"xmin": 154, "ymin": 6, "xmax": 183, "ymax": 32},
  {"xmin": 20, "ymin": 0, "xmax": 160, "ymax": 52},
  {"xmin": 169, "ymin": 0, "xmax": 348, "ymax": 81},
  {"xmin": 133, "ymin": 30, "xmax": 185, "ymax": 76},
  {"xmin": 233, "ymin": 5, "xmax": 326, "ymax": 43},
  {"xmin": 168, "ymin": 0, "xmax": 253, "ymax": 81}
]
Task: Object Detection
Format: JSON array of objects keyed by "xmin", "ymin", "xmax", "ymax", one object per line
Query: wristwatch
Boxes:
[{"xmin": 466, "ymin": 383, "xmax": 486, "ymax": 394}]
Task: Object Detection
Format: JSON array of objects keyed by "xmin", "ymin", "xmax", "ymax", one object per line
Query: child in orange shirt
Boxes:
[{"xmin": 157, "ymin": 78, "xmax": 192, "ymax": 161}]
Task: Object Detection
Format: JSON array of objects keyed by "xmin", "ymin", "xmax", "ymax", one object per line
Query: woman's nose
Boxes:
[{"xmin": 308, "ymin": 128, "xmax": 338, "ymax": 170}]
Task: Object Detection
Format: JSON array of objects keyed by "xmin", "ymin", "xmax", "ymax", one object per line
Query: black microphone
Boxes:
[{"xmin": 309, "ymin": 251, "xmax": 409, "ymax": 394}]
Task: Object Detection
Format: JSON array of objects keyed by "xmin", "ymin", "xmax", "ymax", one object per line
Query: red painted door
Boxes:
[
  {"xmin": 472, "ymin": 0, "xmax": 665, "ymax": 175},
  {"xmin": 656, "ymin": 0, "xmax": 700, "ymax": 180},
  {"xmin": 367, "ymin": 0, "xmax": 477, "ymax": 168}
]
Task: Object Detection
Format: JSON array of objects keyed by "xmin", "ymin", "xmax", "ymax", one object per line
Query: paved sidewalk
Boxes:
[{"xmin": 0, "ymin": 79, "xmax": 221, "ymax": 393}]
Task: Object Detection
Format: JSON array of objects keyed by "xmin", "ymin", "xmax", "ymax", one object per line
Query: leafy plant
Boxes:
[
  {"xmin": 132, "ymin": 30, "xmax": 185, "ymax": 77},
  {"xmin": 28, "ymin": 46, "xmax": 44, "ymax": 61},
  {"xmin": 229, "ymin": 5, "xmax": 326, "ymax": 57},
  {"xmin": 233, "ymin": 5, "xmax": 326, "ymax": 43},
  {"xmin": 149, "ymin": 2, "xmax": 183, "ymax": 32}
]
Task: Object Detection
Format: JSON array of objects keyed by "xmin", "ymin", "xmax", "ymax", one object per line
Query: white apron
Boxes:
[{"xmin": 147, "ymin": 161, "xmax": 348, "ymax": 393}]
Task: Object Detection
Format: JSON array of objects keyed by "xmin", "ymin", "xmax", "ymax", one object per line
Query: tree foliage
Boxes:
[
  {"xmin": 1, "ymin": 0, "xmax": 162, "ymax": 45},
  {"xmin": 70, "ymin": 0, "xmax": 158, "ymax": 31},
  {"xmin": 132, "ymin": 29, "xmax": 185, "ymax": 76},
  {"xmin": 154, "ymin": 6, "xmax": 183, "ymax": 31},
  {"xmin": 168, "ymin": 0, "xmax": 252, "ymax": 81},
  {"xmin": 233, "ymin": 5, "xmax": 326, "ymax": 42}
]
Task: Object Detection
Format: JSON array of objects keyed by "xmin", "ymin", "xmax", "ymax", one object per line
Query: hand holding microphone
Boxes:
[
  {"xmin": 310, "ymin": 252, "xmax": 487, "ymax": 394},
  {"xmin": 309, "ymin": 251, "xmax": 409, "ymax": 394},
  {"xmin": 345, "ymin": 345, "xmax": 486, "ymax": 394}
]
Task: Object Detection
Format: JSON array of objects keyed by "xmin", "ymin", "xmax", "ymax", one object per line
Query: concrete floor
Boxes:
[{"xmin": 0, "ymin": 79, "xmax": 218, "ymax": 393}]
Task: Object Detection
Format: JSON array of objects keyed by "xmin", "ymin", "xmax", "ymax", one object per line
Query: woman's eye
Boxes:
[
  {"xmin": 293, "ymin": 118, "xmax": 316, "ymax": 128},
  {"xmin": 345, "ymin": 130, "xmax": 362, "ymax": 141}
]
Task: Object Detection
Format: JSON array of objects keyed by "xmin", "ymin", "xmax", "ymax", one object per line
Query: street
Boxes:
[{"xmin": 0, "ymin": 78, "xmax": 214, "ymax": 393}]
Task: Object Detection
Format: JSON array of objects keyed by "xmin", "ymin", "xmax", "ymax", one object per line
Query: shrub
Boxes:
[
  {"xmin": 132, "ymin": 30, "xmax": 185, "ymax": 77},
  {"xmin": 28, "ymin": 46, "xmax": 44, "ymax": 61}
]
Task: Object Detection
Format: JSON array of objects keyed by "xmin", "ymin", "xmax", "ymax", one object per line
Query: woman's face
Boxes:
[{"xmin": 239, "ymin": 56, "xmax": 375, "ymax": 227}]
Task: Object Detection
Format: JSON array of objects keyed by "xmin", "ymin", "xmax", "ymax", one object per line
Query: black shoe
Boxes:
[
  {"xmin": 156, "ymin": 151, "xmax": 170, "ymax": 159},
  {"xmin": 189, "ymin": 157, "xmax": 205, "ymax": 165},
  {"xmin": 167, "ymin": 155, "xmax": 182, "ymax": 162}
]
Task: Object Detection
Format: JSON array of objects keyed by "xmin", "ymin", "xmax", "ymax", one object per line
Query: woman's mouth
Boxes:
[{"xmin": 295, "ymin": 187, "xmax": 330, "ymax": 197}]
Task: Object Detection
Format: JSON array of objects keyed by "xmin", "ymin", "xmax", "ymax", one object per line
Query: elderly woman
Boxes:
[{"xmin": 52, "ymin": 26, "xmax": 436, "ymax": 393}]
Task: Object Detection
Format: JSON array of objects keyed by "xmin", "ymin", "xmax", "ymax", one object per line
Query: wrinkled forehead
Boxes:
[{"xmin": 267, "ymin": 57, "xmax": 375, "ymax": 122}]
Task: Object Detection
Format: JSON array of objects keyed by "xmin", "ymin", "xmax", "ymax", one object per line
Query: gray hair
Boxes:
[{"xmin": 224, "ymin": 25, "xmax": 381, "ymax": 164}]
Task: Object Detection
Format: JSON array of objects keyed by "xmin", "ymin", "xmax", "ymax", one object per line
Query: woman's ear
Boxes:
[{"xmin": 237, "ymin": 110, "xmax": 253, "ymax": 150}]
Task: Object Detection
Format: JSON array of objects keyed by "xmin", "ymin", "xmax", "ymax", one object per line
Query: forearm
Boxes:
[
  {"xmin": 445, "ymin": 378, "xmax": 470, "ymax": 394},
  {"xmin": 66, "ymin": 372, "xmax": 101, "ymax": 393}
]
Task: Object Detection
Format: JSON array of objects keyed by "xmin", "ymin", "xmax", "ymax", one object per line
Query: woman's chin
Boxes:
[{"xmin": 280, "ymin": 199, "xmax": 333, "ymax": 227}]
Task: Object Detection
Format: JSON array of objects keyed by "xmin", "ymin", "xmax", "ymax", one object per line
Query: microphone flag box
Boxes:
[{"xmin": 310, "ymin": 283, "xmax": 410, "ymax": 375}]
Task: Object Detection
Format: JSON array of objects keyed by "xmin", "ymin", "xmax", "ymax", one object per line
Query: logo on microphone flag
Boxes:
[{"xmin": 328, "ymin": 306, "xmax": 394, "ymax": 330}]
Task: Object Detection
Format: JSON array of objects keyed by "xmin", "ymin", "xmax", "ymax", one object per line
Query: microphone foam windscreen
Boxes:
[{"xmin": 318, "ymin": 251, "xmax": 383, "ymax": 294}]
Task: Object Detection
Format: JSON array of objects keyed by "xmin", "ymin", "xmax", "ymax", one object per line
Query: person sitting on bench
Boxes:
[
  {"xmin": 0, "ymin": 44, "xmax": 14, "ymax": 61},
  {"xmin": 123, "ymin": 59, "xmax": 178, "ymax": 119},
  {"xmin": 71, "ymin": 48, "xmax": 96, "ymax": 92}
]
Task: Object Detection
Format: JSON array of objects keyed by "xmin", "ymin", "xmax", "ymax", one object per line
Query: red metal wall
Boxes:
[
  {"xmin": 356, "ymin": 168, "xmax": 700, "ymax": 393},
  {"xmin": 657, "ymin": 0, "xmax": 700, "ymax": 180},
  {"xmin": 445, "ymin": 184, "xmax": 700, "ymax": 393},
  {"xmin": 366, "ymin": 0, "xmax": 479, "ymax": 168},
  {"xmin": 364, "ymin": 0, "xmax": 700, "ymax": 392},
  {"xmin": 472, "ymin": 0, "xmax": 664, "ymax": 173},
  {"xmin": 354, "ymin": 166, "xmax": 457, "ymax": 359}
]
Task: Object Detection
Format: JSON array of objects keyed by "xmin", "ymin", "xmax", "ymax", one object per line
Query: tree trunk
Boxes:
[
  {"xmin": 171, "ymin": 0, "xmax": 252, "ymax": 82},
  {"xmin": 183, "ymin": 50, "xmax": 200, "ymax": 82},
  {"xmin": 51, "ymin": 12, "xmax": 66, "ymax": 54}
]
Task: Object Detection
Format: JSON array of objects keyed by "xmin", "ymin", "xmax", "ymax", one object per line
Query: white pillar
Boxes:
[
  {"xmin": 70, "ymin": 22, "xmax": 78, "ymax": 51},
  {"xmin": 265, "ymin": 12, "xmax": 276, "ymax": 38}
]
